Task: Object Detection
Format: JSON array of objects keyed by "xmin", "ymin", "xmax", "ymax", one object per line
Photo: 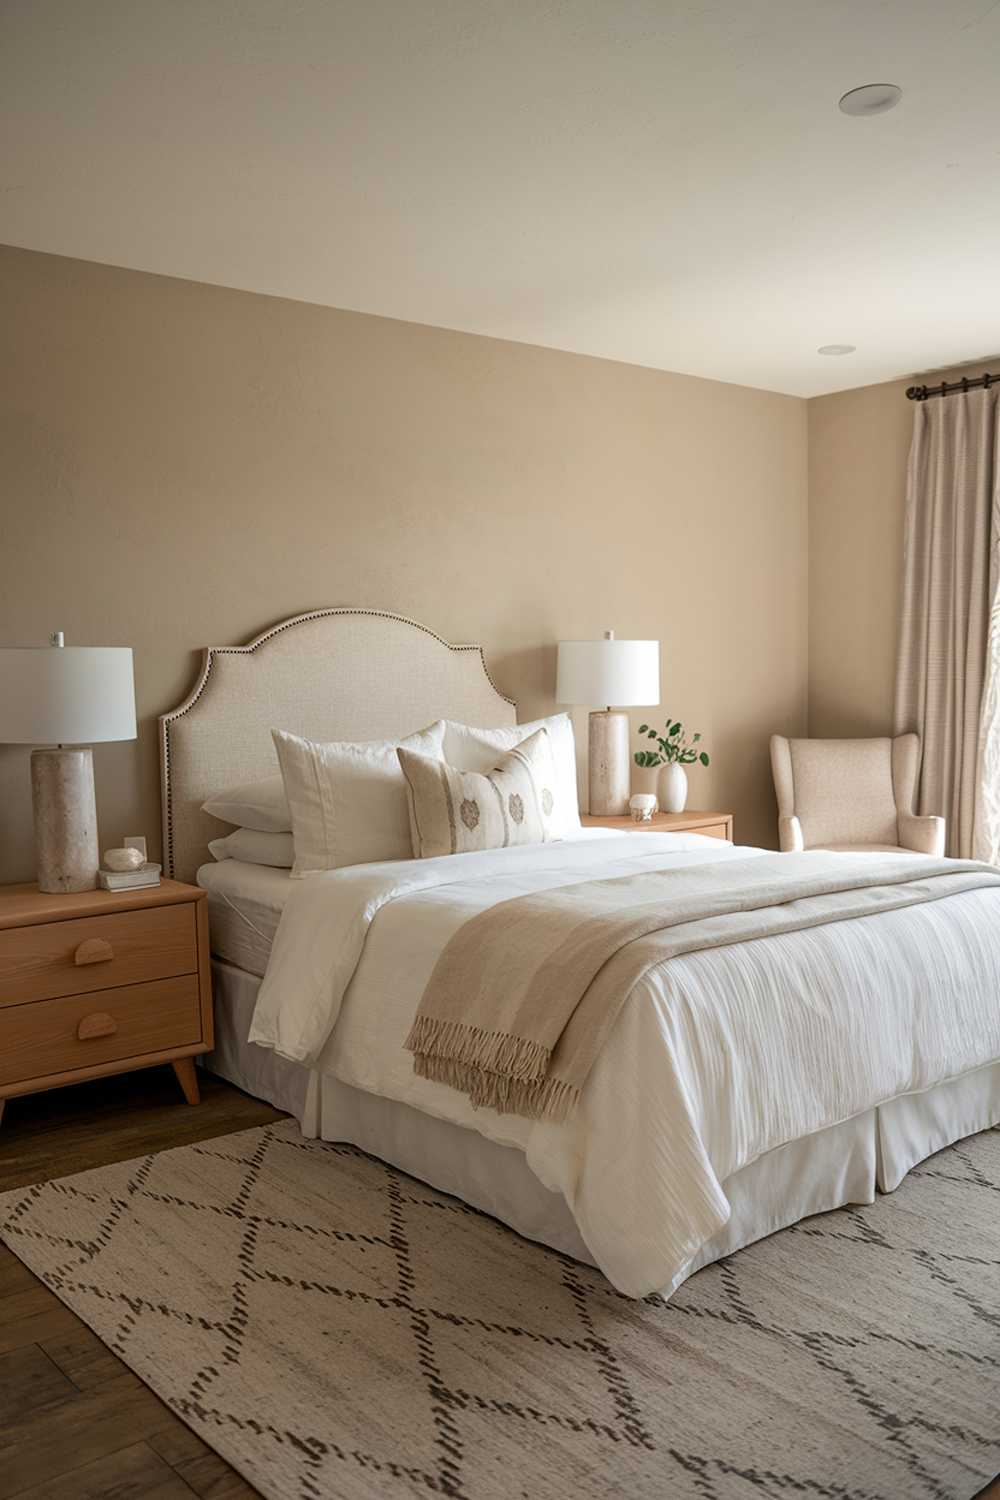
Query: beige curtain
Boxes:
[
  {"xmin": 977, "ymin": 419, "xmax": 1000, "ymax": 862},
  {"xmin": 894, "ymin": 386, "xmax": 1000, "ymax": 859}
]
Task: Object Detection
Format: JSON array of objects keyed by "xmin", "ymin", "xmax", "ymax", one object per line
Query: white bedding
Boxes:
[
  {"xmin": 197, "ymin": 859, "xmax": 290, "ymax": 976},
  {"xmin": 250, "ymin": 831, "xmax": 1000, "ymax": 1297},
  {"xmin": 209, "ymin": 959, "xmax": 1000, "ymax": 1298}
]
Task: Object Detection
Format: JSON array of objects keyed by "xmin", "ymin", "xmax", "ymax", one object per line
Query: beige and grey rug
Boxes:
[{"xmin": 1, "ymin": 1120, "xmax": 998, "ymax": 1500}]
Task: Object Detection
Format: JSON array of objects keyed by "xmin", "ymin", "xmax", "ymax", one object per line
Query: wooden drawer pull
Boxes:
[
  {"xmin": 74, "ymin": 937, "xmax": 114, "ymax": 966},
  {"xmin": 77, "ymin": 1012, "xmax": 118, "ymax": 1041}
]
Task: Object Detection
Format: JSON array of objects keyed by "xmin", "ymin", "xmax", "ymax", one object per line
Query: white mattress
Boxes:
[
  {"xmin": 196, "ymin": 833, "xmax": 622, "ymax": 977},
  {"xmin": 197, "ymin": 859, "xmax": 291, "ymax": 976}
]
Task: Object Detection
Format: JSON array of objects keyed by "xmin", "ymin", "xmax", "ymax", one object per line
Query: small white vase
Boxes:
[{"xmin": 658, "ymin": 763, "xmax": 688, "ymax": 814}]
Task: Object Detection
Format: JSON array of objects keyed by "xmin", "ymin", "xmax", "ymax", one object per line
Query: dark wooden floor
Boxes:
[
  {"xmin": 1, "ymin": 1070, "xmax": 998, "ymax": 1500},
  {"xmin": 0, "ymin": 1067, "xmax": 281, "ymax": 1498}
]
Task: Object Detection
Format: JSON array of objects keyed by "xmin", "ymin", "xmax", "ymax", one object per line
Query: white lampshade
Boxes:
[
  {"xmin": 556, "ymin": 633, "xmax": 660, "ymax": 708},
  {"xmin": 0, "ymin": 645, "xmax": 136, "ymax": 745}
]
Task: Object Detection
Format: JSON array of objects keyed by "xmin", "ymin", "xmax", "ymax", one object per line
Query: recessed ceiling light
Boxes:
[
  {"xmin": 817, "ymin": 344, "xmax": 857, "ymax": 356},
  {"xmin": 838, "ymin": 83, "xmax": 902, "ymax": 116}
]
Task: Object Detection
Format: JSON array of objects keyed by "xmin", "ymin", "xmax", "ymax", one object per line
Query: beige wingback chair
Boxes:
[{"xmin": 769, "ymin": 733, "xmax": 946, "ymax": 855}]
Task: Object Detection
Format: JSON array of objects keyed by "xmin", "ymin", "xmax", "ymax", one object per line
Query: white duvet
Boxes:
[{"xmin": 250, "ymin": 831, "xmax": 1000, "ymax": 1295}]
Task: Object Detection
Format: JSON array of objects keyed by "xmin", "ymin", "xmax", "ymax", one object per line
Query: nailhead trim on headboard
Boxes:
[{"xmin": 158, "ymin": 607, "xmax": 516, "ymax": 878}]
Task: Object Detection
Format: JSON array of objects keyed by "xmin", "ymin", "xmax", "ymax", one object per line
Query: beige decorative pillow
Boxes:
[
  {"xmin": 272, "ymin": 722, "xmax": 446, "ymax": 875},
  {"xmin": 398, "ymin": 728, "xmax": 559, "ymax": 859},
  {"xmin": 440, "ymin": 713, "xmax": 581, "ymax": 836}
]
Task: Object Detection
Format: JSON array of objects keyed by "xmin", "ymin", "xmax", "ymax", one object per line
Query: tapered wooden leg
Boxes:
[{"xmin": 171, "ymin": 1058, "xmax": 200, "ymax": 1106}]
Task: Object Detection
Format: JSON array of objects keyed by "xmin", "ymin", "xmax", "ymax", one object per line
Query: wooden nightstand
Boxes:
[
  {"xmin": 0, "ymin": 879, "xmax": 213, "ymax": 1125},
  {"xmin": 581, "ymin": 810, "xmax": 734, "ymax": 841}
]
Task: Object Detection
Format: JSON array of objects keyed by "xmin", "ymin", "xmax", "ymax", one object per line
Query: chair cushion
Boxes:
[
  {"xmin": 814, "ymin": 842, "xmax": 911, "ymax": 854},
  {"xmin": 789, "ymin": 738, "xmax": 899, "ymax": 848}
]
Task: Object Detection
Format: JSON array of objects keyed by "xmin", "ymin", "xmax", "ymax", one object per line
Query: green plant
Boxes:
[{"xmin": 634, "ymin": 717, "xmax": 711, "ymax": 769}]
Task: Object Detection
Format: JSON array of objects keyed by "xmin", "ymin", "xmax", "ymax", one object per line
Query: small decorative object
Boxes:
[
  {"xmin": 103, "ymin": 846, "xmax": 145, "ymax": 872},
  {"xmin": 634, "ymin": 717, "xmax": 711, "ymax": 816},
  {"xmin": 556, "ymin": 632, "xmax": 660, "ymax": 816},
  {"xmin": 629, "ymin": 793, "xmax": 657, "ymax": 823}
]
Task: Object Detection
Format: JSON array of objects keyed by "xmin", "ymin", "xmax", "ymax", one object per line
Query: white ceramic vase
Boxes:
[{"xmin": 658, "ymin": 763, "xmax": 688, "ymax": 814}]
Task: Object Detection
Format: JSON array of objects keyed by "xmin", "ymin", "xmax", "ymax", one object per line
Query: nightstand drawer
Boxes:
[
  {"xmin": 0, "ymin": 904, "xmax": 196, "ymax": 1008},
  {"xmin": 581, "ymin": 812, "xmax": 733, "ymax": 841},
  {"xmin": 627, "ymin": 820, "xmax": 730, "ymax": 839},
  {"xmin": 689, "ymin": 821, "xmax": 730, "ymax": 841},
  {"xmin": 0, "ymin": 975, "xmax": 203, "ymax": 1087}
]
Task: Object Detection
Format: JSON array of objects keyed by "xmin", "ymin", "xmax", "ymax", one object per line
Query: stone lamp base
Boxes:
[
  {"xmin": 588, "ymin": 709, "xmax": 631, "ymax": 816},
  {"xmin": 30, "ymin": 747, "xmax": 100, "ymax": 893}
]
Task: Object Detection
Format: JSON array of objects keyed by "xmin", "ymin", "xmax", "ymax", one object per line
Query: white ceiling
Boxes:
[{"xmin": 2, "ymin": 0, "xmax": 999, "ymax": 397}]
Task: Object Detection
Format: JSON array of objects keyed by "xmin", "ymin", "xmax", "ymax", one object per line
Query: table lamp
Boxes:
[
  {"xmin": 0, "ymin": 633, "xmax": 137, "ymax": 893},
  {"xmin": 556, "ymin": 631, "xmax": 660, "ymax": 815}
]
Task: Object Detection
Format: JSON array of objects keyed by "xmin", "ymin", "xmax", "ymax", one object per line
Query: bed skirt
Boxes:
[{"xmin": 203, "ymin": 958, "xmax": 1000, "ymax": 1298}]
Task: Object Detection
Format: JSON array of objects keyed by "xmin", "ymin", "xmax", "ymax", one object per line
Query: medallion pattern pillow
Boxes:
[
  {"xmin": 440, "ymin": 713, "xmax": 581, "ymax": 836},
  {"xmin": 398, "ymin": 728, "xmax": 559, "ymax": 859}
]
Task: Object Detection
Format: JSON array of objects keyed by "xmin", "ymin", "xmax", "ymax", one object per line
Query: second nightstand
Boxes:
[
  {"xmin": 581, "ymin": 810, "xmax": 734, "ymax": 841},
  {"xmin": 0, "ymin": 879, "xmax": 213, "ymax": 1126}
]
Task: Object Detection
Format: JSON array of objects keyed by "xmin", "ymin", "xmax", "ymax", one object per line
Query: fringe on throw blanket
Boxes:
[{"xmin": 405, "ymin": 1015, "xmax": 578, "ymax": 1121}]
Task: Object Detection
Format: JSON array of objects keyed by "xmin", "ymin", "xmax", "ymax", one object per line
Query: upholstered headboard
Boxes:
[{"xmin": 158, "ymin": 608, "xmax": 517, "ymax": 882}]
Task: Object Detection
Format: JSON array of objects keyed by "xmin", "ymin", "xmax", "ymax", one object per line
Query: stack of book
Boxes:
[{"xmin": 98, "ymin": 863, "xmax": 162, "ymax": 892}]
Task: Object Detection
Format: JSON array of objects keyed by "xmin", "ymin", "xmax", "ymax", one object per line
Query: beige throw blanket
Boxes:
[{"xmin": 405, "ymin": 852, "xmax": 1000, "ymax": 1121}]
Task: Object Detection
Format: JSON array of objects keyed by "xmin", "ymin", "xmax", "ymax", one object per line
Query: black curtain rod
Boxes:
[{"xmin": 906, "ymin": 372, "xmax": 998, "ymax": 401}]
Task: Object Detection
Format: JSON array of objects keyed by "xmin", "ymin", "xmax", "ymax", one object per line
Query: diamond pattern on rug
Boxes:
[{"xmin": 1, "ymin": 1119, "xmax": 998, "ymax": 1500}]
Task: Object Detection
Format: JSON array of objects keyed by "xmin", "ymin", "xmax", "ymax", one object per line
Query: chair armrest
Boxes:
[
  {"xmin": 778, "ymin": 815, "xmax": 804, "ymax": 853},
  {"xmin": 898, "ymin": 813, "xmax": 946, "ymax": 857}
]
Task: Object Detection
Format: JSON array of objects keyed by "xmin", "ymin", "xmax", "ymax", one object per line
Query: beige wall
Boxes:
[
  {"xmin": 0, "ymin": 245, "xmax": 808, "ymax": 880},
  {"xmin": 807, "ymin": 359, "xmax": 992, "ymax": 739},
  {"xmin": 807, "ymin": 377, "xmax": 911, "ymax": 738}
]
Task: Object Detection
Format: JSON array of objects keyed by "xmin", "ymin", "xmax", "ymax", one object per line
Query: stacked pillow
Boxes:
[
  {"xmin": 208, "ymin": 828, "xmax": 295, "ymax": 867},
  {"xmin": 201, "ymin": 711, "xmax": 581, "ymax": 873},
  {"xmin": 203, "ymin": 773, "xmax": 290, "ymax": 834},
  {"xmin": 203, "ymin": 775, "xmax": 295, "ymax": 867}
]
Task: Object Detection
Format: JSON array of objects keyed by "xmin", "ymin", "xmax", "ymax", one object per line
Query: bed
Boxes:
[{"xmin": 161, "ymin": 608, "xmax": 1000, "ymax": 1299}]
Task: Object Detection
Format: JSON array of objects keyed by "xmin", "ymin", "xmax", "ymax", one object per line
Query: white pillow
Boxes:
[
  {"xmin": 208, "ymin": 828, "xmax": 295, "ymax": 868},
  {"xmin": 272, "ymin": 722, "xmax": 447, "ymax": 876},
  {"xmin": 203, "ymin": 773, "xmax": 290, "ymax": 833},
  {"xmin": 441, "ymin": 713, "xmax": 581, "ymax": 835}
]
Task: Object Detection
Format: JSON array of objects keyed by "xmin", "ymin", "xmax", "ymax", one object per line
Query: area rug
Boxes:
[{"xmin": 1, "ymin": 1121, "xmax": 998, "ymax": 1500}]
